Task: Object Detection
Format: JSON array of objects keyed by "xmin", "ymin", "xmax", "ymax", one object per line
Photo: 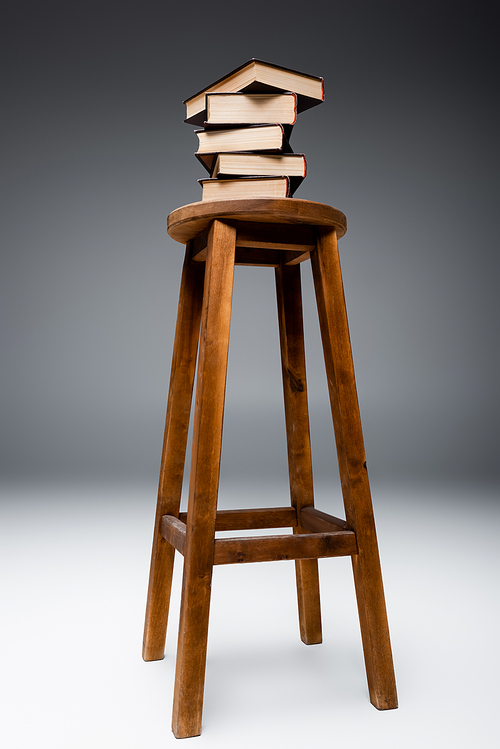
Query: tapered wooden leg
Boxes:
[
  {"xmin": 311, "ymin": 227, "xmax": 398, "ymax": 710},
  {"xmin": 172, "ymin": 220, "xmax": 236, "ymax": 739},
  {"xmin": 275, "ymin": 261, "xmax": 322, "ymax": 646},
  {"xmin": 143, "ymin": 249, "xmax": 205, "ymax": 662}
]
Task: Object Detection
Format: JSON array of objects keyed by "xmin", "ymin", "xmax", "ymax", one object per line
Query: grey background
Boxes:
[
  {"xmin": 2, "ymin": 3, "xmax": 499, "ymax": 747},
  {"xmin": 2, "ymin": 0, "xmax": 498, "ymax": 487}
]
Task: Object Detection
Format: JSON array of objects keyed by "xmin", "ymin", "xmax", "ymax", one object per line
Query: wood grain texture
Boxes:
[
  {"xmin": 311, "ymin": 226, "xmax": 397, "ymax": 710},
  {"xmin": 167, "ymin": 198, "xmax": 347, "ymax": 244},
  {"xmin": 234, "ymin": 247, "xmax": 304, "ymax": 266},
  {"xmin": 142, "ymin": 250, "xmax": 204, "ymax": 662},
  {"xmin": 189, "ymin": 221, "xmax": 315, "ymax": 266},
  {"xmin": 160, "ymin": 515, "xmax": 187, "ymax": 555},
  {"xmin": 145, "ymin": 201, "xmax": 398, "ymax": 737},
  {"xmin": 300, "ymin": 506, "xmax": 348, "ymax": 532},
  {"xmin": 235, "ymin": 221, "xmax": 316, "ymax": 250},
  {"xmin": 172, "ymin": 220, "xmax": 236, "ymax": 739},
  {"xmin": 213, "ymin": 530, "xmax": 357, "ymax": 565},
  {"xmin": 179, "ymin": 506, "xmax": 297, "ymax": 531},
  {"xmin": 192, "ymin": 246, "xmax": 306, "ymax": 267},
  {"xmin": 282, "ymin": 250, "xmax": 311, "ymax": 265},
  {"xmin": 276, "ymin": 261, "xmax": 322, "ymax": 645}
]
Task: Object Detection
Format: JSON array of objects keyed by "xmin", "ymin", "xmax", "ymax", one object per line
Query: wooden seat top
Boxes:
[{"xmin": 167, "ymin": 198, "xmax": 347, "ymax": 245}]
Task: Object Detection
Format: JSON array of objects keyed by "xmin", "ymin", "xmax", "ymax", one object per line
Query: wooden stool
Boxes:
[{"xmin": 143, "ymin": 198, "xmax": 398, "ymax": 738}]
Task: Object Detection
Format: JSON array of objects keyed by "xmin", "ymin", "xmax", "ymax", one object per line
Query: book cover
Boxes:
[{"xmin": 185, "ymin": 59, "xmax": 324, "ymax": 125}]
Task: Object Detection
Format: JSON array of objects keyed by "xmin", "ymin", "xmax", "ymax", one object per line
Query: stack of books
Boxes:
[{"xmin": 183, "ymin": 59, "xmax": 324, "ymax": 201}]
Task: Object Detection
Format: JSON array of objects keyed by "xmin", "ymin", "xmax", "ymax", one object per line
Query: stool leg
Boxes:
[
  {"xmin": 311, "ymin": 227, "xmax": 398, "ymax": 710},
  {"xmin": 172, "ymin": 220, "xmax": 237, "ymax": 739},
  {"xmin": 143, "ymin": 249, "xmax": 205, "ymax": 661},
  {"xmin": 276, "ymin": 261, "xmax": 322, "ymax": 645}
]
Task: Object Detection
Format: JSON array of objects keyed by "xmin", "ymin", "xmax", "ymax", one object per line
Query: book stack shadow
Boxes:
[{"xmin": 183, "ymin": 59, "xmax": 324, "ymax": 201}]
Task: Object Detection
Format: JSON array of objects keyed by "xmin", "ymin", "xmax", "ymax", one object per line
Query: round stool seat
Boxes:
[
  {"xmin": 145, "ymin": 195, "xmax": 397, "ymax": 738},
  {"xmin": 167, "ymin": 198, "xmax": 347, "ymax": 245}
]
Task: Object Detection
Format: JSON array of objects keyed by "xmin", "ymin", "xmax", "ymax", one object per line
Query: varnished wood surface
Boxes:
[
  {"xmin": 311, "ymin": 227, "xmax": 398, "ymax": 710},
  {"xmin": 172, "ymin": 220, "xmax": 236, "ymax": 739},
  {"xmin": 233, "ymin": 248, "xmax": 306, "ymax": 266},
  {"xmin": 142, "ymin": 250, "xmax": 204, "ymax": 662},
  {"xmin": 179, "ymin": 506, "xmax": 297, "ymax": 531},
  {"xmin": 144, "ymin": 205, "xmax": 397, "ymax": 737},
  {"xmin": 160, "ymin": 509, "xmax": 356, "ymax": 564},
  {"xmin": 189, "ymin": 221, "xmax": 316, "ymax": 266},
  {"xmin": 167, "ymin": 198, "xmax": 347, "ymax": 244},
  {"xmin": 276, "ymin": 260, "xmax": 322, "ymax": 644},
  {"xmin": 234, "ymin": 221, "xmax": 316, "ymax": 250},
  {"xmin": 213, "ymin": 530, "xmax": 357, "ymax": 565},
  {"xmin": 160, "ymin": 514, "xmax": 357, "ymax": 565},
  {"xmin": 160, "ymin": 515, "xmax": 187, "ymax": 555},
  {"xmin": 300, "ymin": 506, "xmax": 348, "ymax": 532}
]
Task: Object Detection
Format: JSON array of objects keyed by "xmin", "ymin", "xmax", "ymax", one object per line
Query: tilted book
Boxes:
[
  {"xmin": 185, "ymin": 59, "xmax": 324, "ymax": 126},
  {"xmin": 195, "ymin": 124, "xmax": 292, "ymax": 173}
]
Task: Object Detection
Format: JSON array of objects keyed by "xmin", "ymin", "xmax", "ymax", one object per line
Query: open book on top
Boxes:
[{"xmin": 184, "ymin": 59, "xmax": 324, "ymax": 126}]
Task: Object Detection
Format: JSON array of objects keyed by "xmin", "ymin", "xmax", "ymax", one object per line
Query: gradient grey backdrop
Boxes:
[
  {"xmin": 2, "ymin": 0, "xmax": 499, "ymax": 485},
  {"xmin": 2, "ymin": 3, "xmax": 500, "ymax": 748}
]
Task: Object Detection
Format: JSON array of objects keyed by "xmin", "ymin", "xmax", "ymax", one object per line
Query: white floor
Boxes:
[{"xmin": 1, "ymin": 479, "xmax": 499, "ymax": 748}]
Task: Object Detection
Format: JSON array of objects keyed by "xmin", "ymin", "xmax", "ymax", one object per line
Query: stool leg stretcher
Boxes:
[{"xmin": 144, "ymin": 203, "xmax": 398, "ymax": 739}]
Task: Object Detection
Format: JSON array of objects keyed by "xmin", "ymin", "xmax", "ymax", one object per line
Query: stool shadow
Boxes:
[{"xmin": 203, "ymin": 640, "xmax": 365, "ymax": 725}]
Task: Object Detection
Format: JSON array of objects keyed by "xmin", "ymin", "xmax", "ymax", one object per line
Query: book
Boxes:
[
  {"xmin": 195, "ymin": 124, "xmax": 292, "ymax": 173},
  {"xmin": 210, "ymin": 151, "xmax": 307, "ymax": 177},
  {"xmin": 212, "ymin": 152, "xmax": 306, "ymax": 178},
  {"xmin": 184, "ymin": 59, "xmax": 324, "ymax": 126},
  {"xmin": 210, "ymin": 152, "xmax": 306, "ymax": 194},
  {"xmin": 199, "ymin": 176, "xmax": 293, "ymax": 201},
  {"xmin": 204, "ymin": 92, "xmax": 297, "ymax": 126}
]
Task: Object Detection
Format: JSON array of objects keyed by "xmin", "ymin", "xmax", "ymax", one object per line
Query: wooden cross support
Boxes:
[{"xmin": 143, "ymin": 198, "xmax": 398, "ymax": 738}]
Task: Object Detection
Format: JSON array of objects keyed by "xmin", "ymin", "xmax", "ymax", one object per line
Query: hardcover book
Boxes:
[
  {"xmin": 185, "ymin": 59, "xmax": 324, "ymax": 125},
  {"xmin": 211, "ymin": 153, "xmax": 306, "ymax": 193},
  {"xmin": 195, "ymin": 124, "xmax": 292, "ymax": 173},
  {"xmin": 199, "ymin": 176, "xmax": 294, "ymax": 201},
  {"xmin": 204, "ymin": 92, "xmax": 297, "ymax": 126}
]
